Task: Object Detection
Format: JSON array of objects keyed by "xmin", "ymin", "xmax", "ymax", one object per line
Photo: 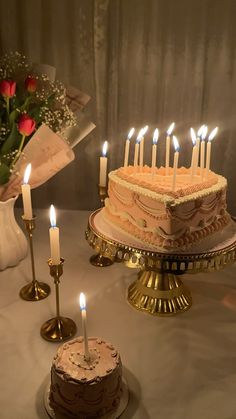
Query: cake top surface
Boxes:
[
  {"xmin": 111, "ymin": 166, "xmax": 227, "ymax": 205},
  {"xmin": 52, "ymin": 337, "xmax": 120, "ymax": 384}
]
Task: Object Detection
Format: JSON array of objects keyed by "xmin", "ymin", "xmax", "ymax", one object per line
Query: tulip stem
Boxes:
[
  {"xmin": 6, "ymin": 98, "xmax": 9, "ymax": 116},
  {"xmin": 10, "ymin": 135, "xmax": 26, "ymax": 168}
]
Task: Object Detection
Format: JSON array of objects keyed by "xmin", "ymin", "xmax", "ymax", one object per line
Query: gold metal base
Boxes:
[
  {"xmin": 128, "ymin": 270, "xmax": 192, "ymax": 316},
  {"xmin": 40, "ymin": 317, "xmax": 77, "ymax": 342},
  {"xmin": 19, "ymin": 281, "xmax": 51, "ymax": 301},
  {"xmin": 90, "ymin": 253, "xmax": 114, "ymax": 267}
]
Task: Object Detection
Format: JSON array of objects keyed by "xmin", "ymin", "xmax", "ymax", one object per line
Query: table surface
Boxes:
[{"xmin": 1, "ymin": 209, "xmax": 236, "ymax": 419}]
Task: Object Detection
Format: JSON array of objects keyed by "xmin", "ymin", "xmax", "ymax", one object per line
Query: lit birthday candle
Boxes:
[
  {"xmin": 172, "ymin": 136, "xmax": 180, "ymax": 191},
  {"xmin": 99, "ymin": 141, "xmax": 108, "ymax": 187},
  {"xmin": 49, "ymin": 205, "xmax": 60, "ymax": 265},
  {"xmin": 206, "ymin": 127, "xmax": 218, "ymax": 178},
  {"xmin": 134, "ymin": 129, "xmax": 143, "ymax": 167},
  {"xmin": 165, "ymin": 122, "xmax": 175, "ymax": 176},
  {"xmin": 79, "ymin": 292, "xmax": 90, "ymax": 361},
  {"xmin": 196, "ymin": 125, "xmax": 205, "ymax": 171},
  {"xmin": 21, "ymin": 163, "xmax": 33, "ymax": 220},
  {"xmin": 151, "ymin": 128, "xmax": 159, "ymax": 180},
  {"xmin": 190, "ymin": 128, "xmax": 197, "ymax": 182},
  {"xmin": 124, "ymin": 127, "xmax": 135, "ymax": 167},
  {"xmin": 139, "ymin": 125, "xmax": 149, "ymax": 167},
  {"xmin": 200, "ymin": 125, "xmax": 208, "ymax": 180}
]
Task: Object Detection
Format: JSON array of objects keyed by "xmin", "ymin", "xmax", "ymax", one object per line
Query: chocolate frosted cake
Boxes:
[{"xmin": 49, "ymin": 337, "xmax": 122, "ymax": 418}]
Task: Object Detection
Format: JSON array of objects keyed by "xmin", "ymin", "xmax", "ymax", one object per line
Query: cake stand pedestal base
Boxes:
[
  {"xmin": 19, "ymin": 281, "xmax": 51, "ymax": 301},
  {"xmin": 40, "ymin": 317, "xmax": 77, "ymax": 342},
  {"xmin": 128, "ymin": 270, "xmax": 192, "ymax": 316},
  {"xmin": 90, "ymin": 253, "xmax": 114, "ymax": 267}
]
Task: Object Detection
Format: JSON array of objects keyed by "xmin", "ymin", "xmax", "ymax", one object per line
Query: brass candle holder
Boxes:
[
  {"xmin": 40, "ymin": 258, "xmax": 77, "ymax": 342},
  {"xmin": 19, "ymin": 216, "xmax": 51, "ymax": 301},
  {"xmin": 89, "ymin": 184, "xmax": 114, "ymax": 267}
]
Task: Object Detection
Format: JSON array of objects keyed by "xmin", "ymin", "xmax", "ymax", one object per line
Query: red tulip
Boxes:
[
  {"xmin": 0, "ymin": 80, "xmax": 16, "ymax": 98},
  {"xmin": 17, "ymin": 114, "xmax": 36, "ymax": 137},
  {"xmin": 25, "ymin": 76, "xmax": 37, "ymax": 93}
]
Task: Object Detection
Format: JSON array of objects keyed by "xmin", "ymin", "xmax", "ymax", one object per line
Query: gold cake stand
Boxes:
[{"xmin": 86, "ymin": 209, "xmax": 236, "ymax": 316}]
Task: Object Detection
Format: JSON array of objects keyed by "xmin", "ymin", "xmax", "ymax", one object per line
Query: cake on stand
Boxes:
[{"xmin": 86, "ymin": 209, "xmax": 236, "ymax": 316}]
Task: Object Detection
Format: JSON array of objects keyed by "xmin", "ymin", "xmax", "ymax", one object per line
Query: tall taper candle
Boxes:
[
  {"xmin": 190, "ymin": 128, "xmax": 197, "ymax": 182},
  {"xmin": 196, "ymin": 125, "xmax": 205, "ymax": 173},
  {"xmin": 99, "ymin": 141, "xmax": 108, "ymax": 186},
  {"xmin": 165, "ymin": 122, "xmax": 175, "ymax": 176},
  {"xmin": 200, "ymin": 126, "xmax": 208, "ymax": 180},
  {"xmin": 206, "ymin": 127, "xmax": 218, "ymax": 178},
  {"xmin": 139, "ymin": 125, "xmax": 148, "ymax": 167},
  {"xmin": 172, "ymin": 136, "xmax": 180, "ymax": 191},
  {"xmin": 124, "ymin": 128, "xmax": 135, "ymax": 167},
  {"xmin": 79, "ymin": 293, "xmax": 90, "ymax": 361},
  {"xmin": 151, "ymin": 128, "xmax": 159, "ymax": 180},
  {"xmin": 49, "ymin": 205, "xmax": 60, "ymax": 265},
  {"xmin": 21, "ymin": 163, "xmax": 33, "ymax": 220},
  {"xmin": 134, "ymin": 129, "xmax": 143, "ymax": 166}
]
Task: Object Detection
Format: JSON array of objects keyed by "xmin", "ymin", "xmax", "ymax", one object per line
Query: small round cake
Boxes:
[{"xmin": 49, "ymin": 337, "xmax": 122, "ymax": 418}]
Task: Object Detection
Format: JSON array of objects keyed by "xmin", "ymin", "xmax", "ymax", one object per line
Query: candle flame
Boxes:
[
  {"xmin": 127, "ymin": 127, "xmax": 135, "ymax": 140},
  {"xmin": 173, "ymin": 136, "xmax": 180, "ymax": 152},
  {"xmin": 50, "ymin": 204, "xmax": 57, "ymax": 228},
  {"xmin": 136, "ymin": 128, "xmax": 143, "ymax": 143},
  {"xmin": 23, "ymin": 163, "xmax": 31, "ymax": 184},
  {"xmin": 190, "ymin": 128, "xmax": 197, "ymax": 146},
  {"xmin": 167, "ymin": 122, "xmax": 175, "ymax": 136},
  {"xmin": 208, "ymin": 126, "xmax": 218, "ymax": 142},
  {"xmin": 197, "ymin": 124, "xmax": 205, "ymax": 137},
  {"xmin": 153, "ymin": 128, "xmax": 159, "ymax": 144},
  {"xmin": 201, "ymin": 125, "xmax": 208, "ymax": 140},
  {"xmin": 102, "ymin": 141, "xmax": 108, "ymax": 157},
  {"xmin": 142, "ymin": 125, "xmax": 149, "ymax": 136},
  {"xmin": 79, "ymin": 292, "xmax": 86, "ymax": 310}
]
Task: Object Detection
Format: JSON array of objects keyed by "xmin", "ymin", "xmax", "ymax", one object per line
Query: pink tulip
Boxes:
[
  {"xmin": 0, "ymin": 80, "xmax": 16, "ymax": 98},
  {"xmin": 25, "ymin": 76, "xmax": 37, "ymax": 93},
  {"xmin": 17, "ymin": 114, "xmax": 36, "ymax": 137}
]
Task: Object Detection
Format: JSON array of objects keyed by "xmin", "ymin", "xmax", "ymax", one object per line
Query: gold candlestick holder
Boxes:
[
  {"xmin": 89, "ymin": 184, "xmax": 114, "ymax": 267},
  {"xmin": 40, "ymin": 258, "xmax": 77, "ymax": 342},
  {"xmin": 19, "ymin": 216, "xmax": 51, "ymax": 301}
]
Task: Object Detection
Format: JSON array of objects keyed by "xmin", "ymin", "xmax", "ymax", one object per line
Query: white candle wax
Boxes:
[
  {"xmin": 49, "ymin": 205, "xmax": 60, "ymax": 265},
  {"xmin": 134, "ymin": 142, "xmax": 139, "ymax": 166},
  {"xmin": 124, "ymin": 139, "xmax": 130, "ymax": 167},
  {"xmin": 99, "ymin": 156, "xmax": 108, "ymax": 186},
  {"xmin": 205, "ymin": 141, "xmax": 211, "ymax": 178},
  {"xmin": 151, "ymin": 144, "xmax": 157, "ymax": 180},
  {"xmin": 165, "ymin": 135, "xmax": 170, "ymax": 176},
  {"xmin": 22, "ymin": 184, "xmax": 33, "ymax": 220},
  {"xmin": 191, "ymin": 145, "xmax": 197, "ymax": 182},
  {"xmin": 200, "ymin": 140, "xmax": 205, "ymax": 180},
  {"xmin": 172, "ymin": 151, "xmax": 179, "ymax": 191},
  {"xmin": 194, "ymin": 137, "xmax": 200, "ymax": 176},
  {"xmin": 79, "ymin": 293, "xmax": 90, "ymax": 361},
  {"xmin": 139, "ymin": 137, "xmax": 144, "ymax": 167}
]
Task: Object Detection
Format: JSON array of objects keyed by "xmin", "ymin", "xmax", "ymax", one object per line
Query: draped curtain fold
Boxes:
[{"xmin": 0, "ymin": 0, "xmax": 236, "ymax": 213}]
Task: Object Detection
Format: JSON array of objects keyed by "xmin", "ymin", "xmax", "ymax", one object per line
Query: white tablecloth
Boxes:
[{"xmin": 1, "ymin": 209, "xmax": 236, "ymax": 419}]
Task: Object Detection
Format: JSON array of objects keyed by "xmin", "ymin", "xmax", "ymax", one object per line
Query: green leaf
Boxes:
[
  {"xmin": 9, "ymin": 109, "xmax": 20, "ymax": 128},
  {"xmin": 0, "ymin": 162, "xmax": 10, "ymax": 185},
  {"xmin": 0, "ymin": 123, "xmax": 20, "ymax": 157}
]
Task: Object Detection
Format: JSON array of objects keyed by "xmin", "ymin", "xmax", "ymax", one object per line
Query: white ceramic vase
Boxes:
[{"xmin": 0, "ymin": 196, "xmax": 28, "ymax": 270}]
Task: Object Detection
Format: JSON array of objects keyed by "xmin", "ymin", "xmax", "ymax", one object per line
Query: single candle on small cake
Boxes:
[
  {"xmin": 139, "ymin": 125, "xmax": 149, "ymax": 167},
  {"xmin": 205, "ymin": 127, "xmax": 218, "ymax": 178},
  {"xmin": 49, "ymin": 204, "xmax": 60, "ymax": 265},
  {"xmin": 21, "ymin": 163, "xmax": 33, "ymax": 220},
  {"xmin": 124, "ymin": 127, "xmax": 135, "ymax": 167},
  {"xmin": 151, "ymin": 128, "xmax": 159, "ymax": 181},
  {"xmin": 172, "ymin": 135, "xmax": 180, "ymax": 192},
  {"xmin": 165, "ymin": 122, "xmax": 175, "ymax": 176},
  {"xmin": 79, "ymin": 292, "xmax": 90, "ymax": 362},
  {"xmin": 99, "ymin": 141, "xmax": 108, "ymax": 187}
]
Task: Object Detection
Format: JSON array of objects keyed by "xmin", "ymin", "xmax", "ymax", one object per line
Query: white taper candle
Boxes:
[
  {"xmin": 165, "ymin": 122, "xmax": 175, "ymax": 176},
  {"xmin": 172, "ymin": 136, "xmax": 180, "ymax": 191},
  {"xmin": 21, "ymin": 164, "xmax": 33, "ymax": 220},
  {"xmin": 79, "ymin": 293, "xmax": 90, "ymax": 361},
  {"xmin": 49, "ymin": 205, "xmax": 60, "ymax": 265},
  {"xmin": 124, "ymin": 128, "xmax": 134, "ymax": 167},
  {"xmin": 99, "ymin": 141, "xmax": 108, "ymax": 186}
]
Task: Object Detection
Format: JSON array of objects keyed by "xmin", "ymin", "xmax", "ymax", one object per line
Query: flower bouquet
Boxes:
[{"xmin": 0, "ymin": 51, "xmax": 95, "ymax": 269}]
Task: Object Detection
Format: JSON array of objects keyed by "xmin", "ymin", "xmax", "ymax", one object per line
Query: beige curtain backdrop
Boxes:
[{"xmin": 0, "ymin": 0, "xmax": 236, "ymax": 212}]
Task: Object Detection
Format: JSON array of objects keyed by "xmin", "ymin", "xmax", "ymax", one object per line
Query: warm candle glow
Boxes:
[
  {"xmin": 79, "ymin": 292, "xmax": 86, "ymax": 310},
  {"xmin": 201, "ymin": 125, "xmax": 208, "ymax": 140},
  {"xmin": 102, "ymin": 141, "xmax": 108, "ymax": 157},
  {"xmin": 197, "ymin": 125, "xmax": 205, "ymax": 138},
  {"xmin": 50, "ymin": 204, "xmax": 57, "ymax": 228},
  {"xmin": 190, "ymin": 128, "xmax": 197, "ymax": 146},
  {"xmin": 153, "ymin": 128, "xmax": 159, "ymax": 144},
  {"xmin": 127, "ymin": 127, "xmax": 135, "ymax": 140},
  {"xmin": 142, "ymin": 125, "xmax": 149, "ymax": 136},
  {"xmin": 173, "ymin": 135, "xmax": 180, "ymax": 152},
  {"xmin": 208, "ymin": 127, "xmax": 218, "ymax": 141},
  {"xmin": 137, "ymin": 129, "xmax": 143, "ymax": 142},
  {"xmin": 23, "ymin": 163, "xmax": 31, "ymax": 184},
  {"xmin": 167, "ymin": 122, "xmax": 175, "ymax": 136}
]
